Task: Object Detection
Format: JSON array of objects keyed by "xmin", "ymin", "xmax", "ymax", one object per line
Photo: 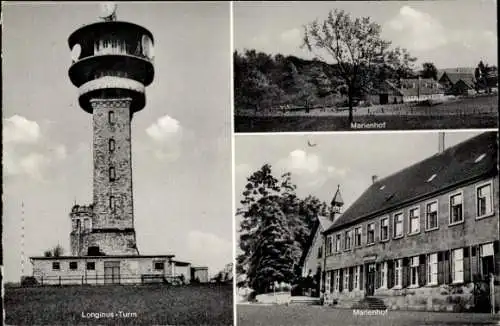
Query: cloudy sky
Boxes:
[
  {"xmin": 234, "ymin": 0, "xmax": 498, "ymax": 69},
  {"xmin": 234, "ymin": 131, "xmax": 489, "ymax": 240},
  {"xmin": 3, "ymin": 2, "xmax": 231, "ymax": 281}
]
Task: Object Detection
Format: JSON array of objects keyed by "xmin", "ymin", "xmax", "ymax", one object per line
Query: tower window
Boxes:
[
  {"xmin": 108, "ymin": 111, "xmax": 115, "ymax": 124},
  {"xmin": 109, "ymin": 139, "xmax": 115, "ymax": 152},
  {"xmin": 109, "ymin": 167, "xmax": 116, "ymax": 182},
  {"xmin": 110, "ymin": 196, "xmax": 116, "ymax": 212},
  {"xmin": 69, "ymin": 262, "xmax": 78, "ymax": 270}
]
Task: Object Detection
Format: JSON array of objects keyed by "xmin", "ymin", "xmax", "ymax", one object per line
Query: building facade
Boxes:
[{"xmin": 313, "ymin": 132, "xmax": 498, "ymax": 312}]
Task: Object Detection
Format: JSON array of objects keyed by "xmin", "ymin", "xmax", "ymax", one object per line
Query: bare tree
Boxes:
[{"xmin": 302, "ymin": 9, "xmax": 416, "ymax": 124}]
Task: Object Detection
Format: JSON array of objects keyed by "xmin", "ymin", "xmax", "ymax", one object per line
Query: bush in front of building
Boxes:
[{"xmin": 21, "ymin": 276, "xmax": 38, "ymax": 287}]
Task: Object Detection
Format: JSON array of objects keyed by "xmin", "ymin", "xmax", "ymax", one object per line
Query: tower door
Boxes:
[
  {"xmin": 365, "ymin": 263, "xmax": 376, "ymax": 296},
  {"xmin": 104, "ymin": 261, "xmax": 121, "ymax": 284}
]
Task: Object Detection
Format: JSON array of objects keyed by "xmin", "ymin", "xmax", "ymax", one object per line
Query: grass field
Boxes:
[
  {"xmin": 235, "ymin": 95, "xmax": 498, "ymax": 132},
  {"xmin": 237, "ymin": 304, "xmax": 500, "ymax": 326},
  {"xmin": 4, "ymin": 284, "xmax": 233, "ymax": 325}
]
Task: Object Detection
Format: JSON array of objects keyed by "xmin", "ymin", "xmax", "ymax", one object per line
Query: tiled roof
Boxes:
[
  {"xmin": 438, "ymin": 67, "xmax": 476, "ymax": 80},
  {"xmin": 318, "ymin": 215, "xmax": 334, "ymax": 231},
  {"xmin": 440, "ymin": 72, "xmax": 476, "ymax": 85},
  {"xmin": 326, "ymin": 132, "xmax": 498, "ymax": 233}
]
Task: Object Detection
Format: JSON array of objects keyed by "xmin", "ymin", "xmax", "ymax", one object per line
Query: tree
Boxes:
[
  {"xmin": 475, "ymin": 60, "xmax": 498, "ymax": 93},
  {"xmin": 302, "ymin": 9, "xmax": 416, "ymax": 124},
  {"xmin": 246, "ymin": 197, "xmax": 300, "ymax": 293},
  {"xmin": 421, "ymin": 62, "xmax": 438, "ymax": 80},
  {"xmin": 44, "ymin": 244, "xmax": 64, "ymax": 257}
]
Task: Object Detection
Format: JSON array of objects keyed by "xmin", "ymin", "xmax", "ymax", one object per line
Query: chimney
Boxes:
[
  {"xmin": 438, "ymin": 132, "xmax": 445, "ymax": 153},
  {"xmin": 372, "ymin": 175, "xmax": 378, "ymax": 184}
]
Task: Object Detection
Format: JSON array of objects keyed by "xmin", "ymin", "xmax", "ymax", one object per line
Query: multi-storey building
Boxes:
[{"xmin": 313, "ymin": 132, "xmax": 498, "ymax": 312}]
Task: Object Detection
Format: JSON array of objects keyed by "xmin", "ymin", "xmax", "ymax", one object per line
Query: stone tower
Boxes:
[{"xmin": 68, "ymin": 3, "xmax": 154, "ymax": 256}]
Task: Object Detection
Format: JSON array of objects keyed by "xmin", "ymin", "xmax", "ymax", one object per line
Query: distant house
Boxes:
[
  {"xmin": 437, "ymin": 68, "xmax": 477, "ymax": 95},
  {"xmin": 398, "ymin": 78, "xmax": 445, "ymax": 103},
  {"xmin": 366, "ymin": 81, "xmax": 404, "ymax": 105}
]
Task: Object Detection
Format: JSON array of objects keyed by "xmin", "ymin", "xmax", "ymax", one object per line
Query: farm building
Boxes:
[
  {"xmin": 191, "ymin": 267, "xmax": 209, "ymax": 283},
  {"xmin": 439, "ymin": 70, "xmax": 476, "ymax": 95},
  {"xmin": 398, "ymin": 78, "xmax": 445, "ymax": 103},
  {"xmin": 301, "ymin": 132, "xmax": 499, "ymax": 312}
]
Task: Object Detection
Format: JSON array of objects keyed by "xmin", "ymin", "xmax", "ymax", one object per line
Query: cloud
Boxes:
[
  {"xmin": 384, "ymin": 6, "xmax": 447, "ymax": 52},
  {"xmin": 280, "ymin": 28, "xmax": 301, "ymax": 45},
  {"xmin": 187, "ymin": 230, "xmax": 232, "ymax": 273},
  {"xmin": 3, "ymin": 115, "xmax": 41, "ymax": 144},
  {"xmin": 282, "ymin": 149, "xmax": 321, "ymax": 174},
  {"xmin": 146, "ymin": 115, "xmax": 182, "ymax": 142},
  {"xmin": 3, "ymin": 115, "xmax": 67, "ymax": 180}
]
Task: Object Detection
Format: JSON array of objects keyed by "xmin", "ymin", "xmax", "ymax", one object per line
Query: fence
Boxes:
[{"xmin": 29, "ymin": 274, "xmax": 185, "ymax": 287}]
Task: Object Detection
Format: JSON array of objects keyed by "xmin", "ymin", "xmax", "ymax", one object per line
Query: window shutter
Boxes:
[
  {"xmin": 349, "ymin": 267, "xmax": 354, "ymax": 291},
  {"xmin": 471, "ymin": 246, "xmax": 478, "ymax": 281},
  {"xmin": 464, "ymin": 247, "xmax": 471, "ymax": 283},
  {"xmin": 419, "ymin": 255, "xmax": 426, "ymax": 286},
  {"xmin": 376, "ymin": 263, "xmax": 381, "ymax": 289},
  {"xmin": 339, "ymin": 269, "xmax": 343, "ymax": 292},
  {"xmin": 402, "ymin": 258, "xmax": 409, "ymax": 288},
  {"xmin": 444, "ymin": 251, "xmax": 451, "ymax": 284},
  {"xmin": 359, "ymin": 265, "xmax": 364, "ymax": 291},
  {"xmin": 387, "ymin": 261, "xmax": 394, "ymax": 289},
  {"xmin": 438, "ymin": 252, "xmax": 444, "ymax": 285}
]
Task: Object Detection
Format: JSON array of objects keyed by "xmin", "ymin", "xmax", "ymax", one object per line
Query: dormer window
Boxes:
[
  {"xmin": 427, "ymin": 174, "xmax": 437, "ymax": 182},
  {"xmin": 475, "ymin": 153, "xmax": 486, "ymax": 163},
  {"xmin": 379, "ymin": 185, "xmax": 386, "ymax": 190}
]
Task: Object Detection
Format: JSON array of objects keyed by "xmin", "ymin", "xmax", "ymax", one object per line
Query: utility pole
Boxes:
[{"xmin": 21, "ymin": 201, "xmax": 25, "ymax": 280}]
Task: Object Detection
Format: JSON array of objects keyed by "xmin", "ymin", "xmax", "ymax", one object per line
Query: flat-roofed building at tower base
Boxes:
[{"xmin": 305, "ymin": 132, "xmax": 499, "ymax": 312}]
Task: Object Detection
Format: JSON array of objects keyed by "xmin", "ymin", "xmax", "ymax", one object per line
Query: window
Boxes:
[
  {"xmin": 108, "ymin": 111, "xmax": 115, "ymax": 124},
  {"xmin": 334, "ymin": 270, "xmax": 340, "ymax": 292},
  {"xmin": 326, "ymin": 236, "xmax": 332, "ymax": 256},
  {"xmin": 426, "ymin": 201, "xmax": 438, "ymax": 230},
  {"xmin": 335, "ymin": 234, "xmax": 341, "ymax": 253},
  {"xmin": 394, "ymin": 259, "xmax": 402, "ymax": 288},
  {"xmin": 380, "ymin": 262, "xmax": 387, "ymax": 288},
  {"xmin": 344, "ymin": 230, "xmax": 353, "ymax": 250},
  {"xmin": 477, "ymin": 183, "xmax": 493, "ymax": 218},
  {"xmin": 410, "ymin": 256, "xmax": 419, "ymax": 287},
  {"xmin": 109, "ymin": 196, "xmax": 116, "ymax": 212},
  {"xmin": 452, "ymin": 248, "xmax": 464, "ymax": 283},
  {"xmin": 343, "ymin": 268, "xmax": 350, "ymax": 291},
  {"xmin": 393, "ymin": 213, "xmax": 403, "ymax": 238},
  {"xmin": 449, "ymin": 193, "xmax": 463, "ymax": 224},
  {"xmin": 380, "ymin": 218, "xmax": 389, "ymax": 241},
  {"xmin": 109, "ymin": 139, "xmax": 115, "ymax": 152},
  {"xmin": 408, "ymin": 207, "xmax": 420, "ymax": 234},
  {"xmin": 427, "ymin": 253, "xmax": 438, "ymax": 285},
  {"xmin": 317, "ymin": 245, "xmax": 323, "ymax": 258},
  {"xmin": 52, "ymin": 262, "xmax": 60, "ymax": 270},
  {"xmin": 325, "ymin": 271, "xmax": 331, "ymax": 293},
  {"xmin": 354, "ymin": 227, "xmax": 362, "ymax": 247},
  {"xmin": 83, "ymin": 218, "xmax": 91, "ymax": 231},
  {"xmin": 154, "ymin": 262, "xmax": 165, "ymax": 270},
  {"xmin": 353, "ymin": 266, "xmax": 360, "ymax": 290},
  {"xmin": 86, "ymin": 262, "xmax": 95, "ymax": 270},
  {"xmin": 69, "ymin": 262, "xmax": 78, "ymax": 270},
  {"xmin": 109, "ymin": 167, "xmax": 116, "ymax": 182},
  {"xmin": 367, "ymin": 223, "xmax": 375, "ymax": 244}
]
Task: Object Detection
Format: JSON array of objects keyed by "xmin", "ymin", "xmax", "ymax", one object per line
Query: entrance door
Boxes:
[
  {"xmin": 104, "ymin": 261, "xmax": 121, "ymax": 284},
  {"xmin": 366, "ymin": 263, "xmax": 376, "ymax": 296}
]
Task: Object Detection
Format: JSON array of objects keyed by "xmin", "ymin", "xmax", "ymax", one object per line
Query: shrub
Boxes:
[{"xmin": 21, "ymin": 276, "xmax": 38, "ymax": 287}]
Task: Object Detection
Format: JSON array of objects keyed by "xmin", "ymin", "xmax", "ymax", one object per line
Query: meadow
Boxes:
[
  {"xmin": 4, "ymin": 283, "xmax": 233, "ymax": 325},
  {"xmin": 235, "ymin": 95, "xmax": 498, "ymax": 132}
]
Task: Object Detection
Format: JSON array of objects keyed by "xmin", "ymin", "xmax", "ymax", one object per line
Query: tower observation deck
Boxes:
[{"xmin": 68, "ymin": 4, "xmax": 154, "ymax": 256}]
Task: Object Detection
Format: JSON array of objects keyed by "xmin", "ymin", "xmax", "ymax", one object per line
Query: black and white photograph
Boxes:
[
  {"xmin": 235, "ymin": 131, "xmax": 499, "ymax": 325},
  {"xmin": 233, "ymin": 1, "xmax": 498, "ymax": 132},
  {"xmin": 2, "ymin": 2, "xmax": 233, "ymax": 325}
]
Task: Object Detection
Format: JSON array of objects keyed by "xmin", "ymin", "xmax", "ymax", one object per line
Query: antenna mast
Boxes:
[{"xmin": 21, "ymin": 201, "xmax": 25, "ymax": 279}]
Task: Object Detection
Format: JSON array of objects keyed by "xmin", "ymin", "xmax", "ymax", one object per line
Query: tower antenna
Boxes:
[{"xmin": 21, "ymin": 201, "xmax": 25, "ymax": 279}]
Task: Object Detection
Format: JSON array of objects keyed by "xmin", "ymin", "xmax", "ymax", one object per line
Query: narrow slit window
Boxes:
[
  {"xmin": 109, "ymin": 139, "xmax": 115, "ymax": 152},
  {"xmin": 475, "ymin": 153, "xmax": 486, "ymax": 163},
  {"xmin": 109, "ymin": 196, "xmax": 116, "ymax": 212},
  {"xmin": 108, "ymin": 111, "xmax": 115, "ymax": 124},
  {"xmin": 109, "ymin": 167, "xmax": 116, "ymax": 182}
]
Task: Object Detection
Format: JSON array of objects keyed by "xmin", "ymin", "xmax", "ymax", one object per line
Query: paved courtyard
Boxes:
[{"xmin": 237, "ymin": 304, "xmax": 500, "ymax": 326}]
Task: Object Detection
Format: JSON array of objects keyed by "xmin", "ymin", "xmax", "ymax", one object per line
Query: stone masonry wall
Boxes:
[
  {"xmin": 81, "ymin": 231, "xmax": 138, "ymax": 256},
  {"xmin": 91, "ymin": 98, "xmax": 134, "ymax": 230}
]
